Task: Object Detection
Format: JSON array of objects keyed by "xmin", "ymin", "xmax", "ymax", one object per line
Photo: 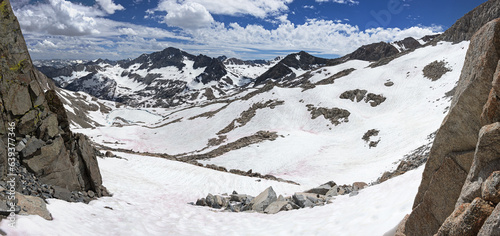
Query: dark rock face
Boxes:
[
  {"xmin": 362, "ymin": 129, "xmax": 379, "ymax": 142},
  {"xmin": 120, "ymin": 47, "xmax": 187, "ymax": 70},
  {"xmin": 401, "ymin": 18, "xmax": 500, "ymax": 236},
  {"xmin": 254, "ymin": 63, "xmax": 294, "ymax": 85},
  {"xmin": 224, "ymin": 58, "xmax": 268, "ymax": 66},
  {"xmin": 0, "ymin": 0, "xmax": 108, "ymax": 198},
  {"xmin": 39, "ymin": 46, "xmax": 228, "ymax": 108},
  {"xmin": 420, "ymin": 34, "xmax": 440, "ymax": 43},
  {"xmin": 340, "ymin": 89, "xmax": 386, "ymax": 107},
  {"xmin": 434, "ymin": 0, "xmax": 500, "ymax": 43},
  {"xmin": 393, "ymin": 37, "xmax": 422, "ymax": 51},
  {"xmin": 280, "ymin": 51, "xmax": 329, "ymax": 70},
  {"xmin": 348, "ymin": 42, "xmax": 399, "ymax": 61},
  {"xmin": 195, "ymin": 57, "xmax": 227, "ymax": 84},
  {"xmin": 64, "ymin": 73, "xmax": 117, "ymax": 101}
]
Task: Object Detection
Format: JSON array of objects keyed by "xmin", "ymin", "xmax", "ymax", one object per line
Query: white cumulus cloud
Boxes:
[
  {"xmin": 186, "ymin": 19, "xmax": 441, "ymax": 58},
  {"xmin": 96, "ymin": 0, "xmax": 125, "ymax": 14},
  {"xmin": 164, "ymin": 2, "xmax": 214, "ymax": 29},
  {"xmin": 15, "ymin": 0, "xmax": 102, "ymax": 36},
  {"xmin": 156, "ymin": 0, "xmax": 293, "ymax": 19}
]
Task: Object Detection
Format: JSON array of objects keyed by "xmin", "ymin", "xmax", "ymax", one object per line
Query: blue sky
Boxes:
[{"xmin": 12, "ymin": 0, "xmax": 486, "ymax": 60}]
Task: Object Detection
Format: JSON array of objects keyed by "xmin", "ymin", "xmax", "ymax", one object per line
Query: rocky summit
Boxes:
[{"xmin": 0, "ymin": 0, "xmax": 108, "ymax": 212}]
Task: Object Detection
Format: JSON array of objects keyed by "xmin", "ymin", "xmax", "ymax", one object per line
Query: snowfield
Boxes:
[
  {"xmin": 1, "ymin": 152, "xmax": 424, "ymax": 236},
  {"xmin": 1, "ymin": 41, "xmax": 469, "ymax": 235}
]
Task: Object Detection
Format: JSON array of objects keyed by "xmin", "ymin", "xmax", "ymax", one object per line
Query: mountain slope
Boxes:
[{"xmin": 254, "ymin": 37, "xmax": 426, "ymax": 86}]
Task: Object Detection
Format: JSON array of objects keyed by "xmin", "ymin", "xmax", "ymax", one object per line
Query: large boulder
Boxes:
[
  {"xmin": 305, "ymin": 181, "xmax": 336, "ymax": 195},
  {"xmin": 292, "ymin": 192, "xmax": 322, "ymax": 208},
  {"xmin": 404, "ymin": 18, "xmax": 500, "ymax": 236},
  {"xmin": 263, "ymin": 201, "xmax": 288, "ymax": 214},
  {"xmin": 436, "ymin": 197, "xmax": 494, "ymax": 236},
  {"xmin": 482, "ymin": 171, "xmax": 500, "ymax": 204},
  {"xmin": 248, "ymin": 187, "xmax": 277, "ymax": 212},
  {"xmin": 0, "ymin": 188, "xmax": 51, "ymax": 220},
  {"xmin": 456, "ymin": 123, "xmax": 500, "ymax": 206},
  {"xmin": 478, "ymin": 203, "xmax": 500, "ymax": 236}
]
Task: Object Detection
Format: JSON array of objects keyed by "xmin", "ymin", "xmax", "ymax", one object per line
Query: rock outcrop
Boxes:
[
  {"xmin": 0, "ymin": 0, "xmax": 108, "ymax": 205},
  {"xmin": 348, "ymin": 42, "xmax": 400, "ymax": 62},
  {"xmin": 195, "ymin": 181, "xmax": 365, "ymax": 214},
  {"xmin": 433, "ymin": 0, "xmax": 500, "ymax": 43},
  {"xmin": 399, "ymin": 18, "xmax": 500, "ymax": 236}
]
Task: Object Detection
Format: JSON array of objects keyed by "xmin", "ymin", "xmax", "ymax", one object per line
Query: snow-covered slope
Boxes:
[{"xmin": 75, "ymin": 41, "xmax": 468, "ymax": 187}]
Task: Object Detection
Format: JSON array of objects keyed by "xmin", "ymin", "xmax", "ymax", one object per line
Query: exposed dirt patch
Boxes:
[
  {"xmin": 207, "ymin": 135, "xmax": 227, "ymax": 147},
  {"xmin": 188, "ymin": 104, "xmax": 230, "ymax": 120},
  {"xmin": 150, "ymin": 117, "xmax": 182, "ymax": 128},
  {"xmin": 217, "ymin": 100, "xmax": 284, "ymax": 135},
  {"xmin": 339, "ymin": 89, "xmax": 386, "ymax": 107},
  {"xmin": 306, "ymin": 104, "xmax": 350, "ymax": 125},
  {"xmin": 182, "ymin": 131, "xmax": 279, "ymax": 161},
  {"xmin": 423, "ymin": 60, "xmax": 452, "ymax": 81},
  {"xmin": 362, "ymin": 129, "xmax": 380, "ymax": 142},
  {"xmin": 340, "ymin": 89, "xmax": 367, "ymax": 102},
  {"xmin": 315, "ymin": 68, "xmax": 356, "ymax": 86}
]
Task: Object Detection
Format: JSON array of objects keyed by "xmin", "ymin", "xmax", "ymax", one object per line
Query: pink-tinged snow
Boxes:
[
  {"xmin": 0, "ymin": 152, "xmax": 423, "ymax": 236},
  {"xmin": 76, "ymin": 41, "xmax": 468, "ymax": 187}
]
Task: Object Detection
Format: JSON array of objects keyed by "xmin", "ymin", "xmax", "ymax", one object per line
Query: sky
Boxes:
[{"xmin": 11, "ymin": 0, "xmax": 486, "ymax": 61}]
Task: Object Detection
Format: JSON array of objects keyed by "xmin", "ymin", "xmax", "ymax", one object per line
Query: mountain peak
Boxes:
[{"xmin": 348, "ymin": 41, "xmax": 400, "ymax": 61}]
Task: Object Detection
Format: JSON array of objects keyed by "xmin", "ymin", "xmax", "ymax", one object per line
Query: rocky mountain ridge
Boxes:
[{"xmin": 37, "ymin": 35, "xmax": 431, "ymax": 108}]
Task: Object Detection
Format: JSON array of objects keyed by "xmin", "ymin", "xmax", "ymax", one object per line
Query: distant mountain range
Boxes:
[{"xmin": 35, "ymin": 35, "xmax": 436, "ymax": 108}]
